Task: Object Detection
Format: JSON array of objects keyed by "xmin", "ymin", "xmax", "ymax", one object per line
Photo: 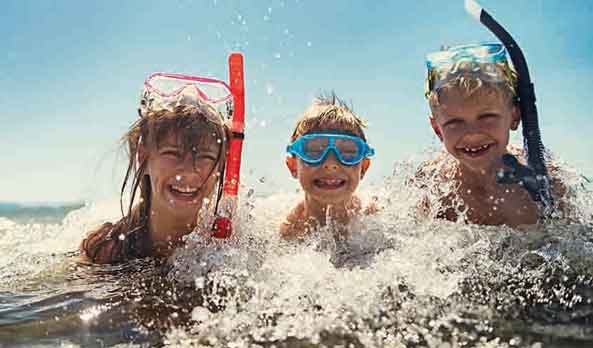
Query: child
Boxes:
[
  {"xmin": 417, "ymin": 43, "xmax": 565, "ymax": 227},
  {"xmin": 280, "ymin": 94, "xmax": 375, "ymax": 240},
  {"xmin": 80, "ymin": 77, "xmax": 230, "ymax": 264}
]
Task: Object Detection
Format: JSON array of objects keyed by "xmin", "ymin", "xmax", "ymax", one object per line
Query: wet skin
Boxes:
[
  {"xmin": 281, "ymin": 150, "xmax": 370, "ymax": 239},
  {"xmin": 427, "ymin": 90, "xmax": 540, "ymax": 227},
  {"xmin": 140, "ymin": 133, "xmax": 222, "ymax": 253}
]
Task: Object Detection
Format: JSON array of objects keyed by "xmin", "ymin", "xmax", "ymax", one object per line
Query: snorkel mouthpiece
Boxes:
[{"xmin": 212, "ymin": 216, "xmax": 233, "ymax": 238}]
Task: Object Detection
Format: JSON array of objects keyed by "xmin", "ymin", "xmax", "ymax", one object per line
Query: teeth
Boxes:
[
  {"xmin": 463, "ymin": 144, "xmax": 490, "ymax": 153},
  {"xmin": 172, "ymin": 185, "xmax": 198, "ymax": 193},
  {"xmin": 318, "ymin": 179, "xmax": 344, "ymax": 185}
]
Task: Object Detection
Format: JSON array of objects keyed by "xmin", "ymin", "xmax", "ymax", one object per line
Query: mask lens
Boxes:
[
  {"xmin": 335, "ymin": 138, "xmax": 361, "ymax": 162},
  {"xmin": 147, "ymin": 74, "xmax": 232, "ymax": 104},
  {"xmin": 303, "ymin": 137, "xmax": 329, "ymax": 161}
]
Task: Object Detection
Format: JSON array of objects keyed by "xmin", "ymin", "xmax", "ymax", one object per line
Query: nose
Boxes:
[
  {"xmin": 322, "ymin": 151, "xmax": 340, "ymax": 171},
  {"xmin": 179, "ymin": 153, "xmax": 204, "ymax": 175}
]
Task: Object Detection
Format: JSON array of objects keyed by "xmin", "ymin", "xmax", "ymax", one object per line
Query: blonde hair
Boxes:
[
  {"xmin": 290, "ymin": 93, "xmax": 368, "ymax": 142},
  {"xmin": 427, "ymin": 61, "xmax": 517, "ymax": 113}
]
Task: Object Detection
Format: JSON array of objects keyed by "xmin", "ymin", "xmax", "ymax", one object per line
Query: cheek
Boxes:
[
  {"xmin": 480, "ymin": 120, "xmax": 509, "ymax": 138},
  {"xmin": 194, "ymin": 158, "xmax": 217, "ymax": 177},
  {"xmin": 296, "ymin": 161, "xmax": 315, "ymax": 177},
  {"xmin": 440, "ymin": 127, "xmax": 463, "ymax": 146},
  {"xmin": 346, "ymin": 166, "xmax": 362, "ymax": 183}
]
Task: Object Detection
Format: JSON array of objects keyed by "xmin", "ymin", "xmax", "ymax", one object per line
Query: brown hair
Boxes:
[
  {"xmin": 81, "ymin": 104, "xmax": 229, "ymax": 263},
  {"xmin": 290, "ymin": 93, "xmax": 368, "ymax": 142}
]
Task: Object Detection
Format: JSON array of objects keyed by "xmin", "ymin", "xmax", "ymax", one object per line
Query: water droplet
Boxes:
[
  {"xmin": 267, "ymin": 7, "xmax": 272, "ymax": 14},
  {"xmin": 265, "ymin": 82, "xmax": 274, "ymax": 95},
  {"xmin": 118, "ymin": 234, "xmax": 125, "ymax": 241},
  {"xmin": 217, "ymin": 138, "xmax": 222, "ymax": 144},
  {"xmin": 260, "ymin": 120, "xmax": 267, "ymax": 127},
  {"xmin": 195, "ymin": 277, "xmax": 205, "ymax": 288},
  {"xmin": 273, "ymin": 52, "xmax": 281, "ymax": 59},
  {"xmin": 176, "ymin": 175, "xmax": 182, "ymax": 181},
  {"xmin": 187, "ymin": 35, "xmax": 192, "ymax": 41},
  {"xmin": 191, "ymin": 306, "xmax": 210, "ymax": 322},
  {"xmin": 306, "ymin": 41, "xmax": 312, "ymax": 47}
]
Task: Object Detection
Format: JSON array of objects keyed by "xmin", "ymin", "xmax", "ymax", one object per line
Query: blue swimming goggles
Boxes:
[{"xmin": 287, "ymin": 133, "xmax": 375, "ymax": 166}]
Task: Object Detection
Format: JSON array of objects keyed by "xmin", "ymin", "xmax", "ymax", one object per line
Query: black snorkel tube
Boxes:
[{"xmin": 464, "ymin": 0, "xmax": 555, "ymax": 218}]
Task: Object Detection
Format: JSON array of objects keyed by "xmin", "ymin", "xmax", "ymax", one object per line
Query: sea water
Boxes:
[{"xmin": 1, "ymin": 159, "xmax": 592, "ymax": 348}]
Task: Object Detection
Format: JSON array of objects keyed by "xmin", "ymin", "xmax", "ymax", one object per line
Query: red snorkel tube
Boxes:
[{"xmin": 211, "ymin": 53, "xmax": 245, "ymax": 238}]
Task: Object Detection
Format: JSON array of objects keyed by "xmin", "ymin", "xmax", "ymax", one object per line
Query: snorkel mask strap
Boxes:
[{"xmin": 465, "ymin": 0, "xmax": 555, "ymax": 218}]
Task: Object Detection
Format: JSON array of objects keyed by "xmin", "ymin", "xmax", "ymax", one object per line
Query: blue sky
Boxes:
[{"xmin": 1, "ymin": 0, "xmax": 592, "ymax": 203}]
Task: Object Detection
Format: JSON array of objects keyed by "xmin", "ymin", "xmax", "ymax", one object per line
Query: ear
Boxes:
[
  {"xmin": 510, "ymin": 105, "xmax": 521, "ymax": 130},
  {"xmin": 285, "ymin": 156, "xmax": 298, "ymax": 178},
  {"xmin": 360, "ymin": 158, "xmax": 371, "ymax": 179},
  {"xmin": 429, "ymin": 115, "xmax": 443, "ymax": 142}
]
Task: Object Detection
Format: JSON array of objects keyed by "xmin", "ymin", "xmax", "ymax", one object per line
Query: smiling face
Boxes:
[
  {"xmin": 286, "ymin": 130, "xmax": 370, "ymax": 205},
  {"xmin": 142, "ymin": 131, "xmax": 222, "ymax": 223},
  {"xmin": 430, "ymin": 87, "xmax": 520, "ymax": 174}
]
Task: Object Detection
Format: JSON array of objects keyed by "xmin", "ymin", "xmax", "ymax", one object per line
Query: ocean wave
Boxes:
[{"xmin": 0, "ymin": 216, "xmax": 16, "ymax": 230}]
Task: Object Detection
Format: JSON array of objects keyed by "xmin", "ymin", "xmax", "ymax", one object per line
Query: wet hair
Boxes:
[
  {"xmin": 290, "ymin": 92, "xmax": 368, "ymax": 142},
  {"xmin": 81, "ymin": 104, "xmax": 229, "ymax": 263},
  {"xmin": 428, "ymin": 74, "xmax": 517, "ymax": 113}
]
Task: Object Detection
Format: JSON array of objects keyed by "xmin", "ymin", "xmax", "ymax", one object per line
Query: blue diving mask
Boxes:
[
  {"xmin": 425, "ymin": 43, "xmax": 518, "ymax": 97},
  {"xmin": 287, "ymin": 133, "xmax": 375, "ymax": 166}
]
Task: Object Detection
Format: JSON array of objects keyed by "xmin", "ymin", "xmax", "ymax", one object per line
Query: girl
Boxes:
[{"xmin": 80, "ymin": 82, "xmax": 230, "ymax": 264}]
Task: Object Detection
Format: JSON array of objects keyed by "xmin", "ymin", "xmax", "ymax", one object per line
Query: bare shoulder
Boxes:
[
  {"xmin": 413, "ymin": 152, "xmax": 452, "ymax": 187},
  {"xmin": 79, "ymin": 222, "xmax": 124, "ymax": 264},
  {"xmin": 279, "ymin": 201, "xmax": 307, "ymax": 240}
]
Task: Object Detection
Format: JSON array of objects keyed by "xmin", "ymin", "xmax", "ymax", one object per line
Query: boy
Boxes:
[
  {"xmin": 280, "ymin": 94, "xmax": 375, "ymax": 240},
  {"xmin": 417, "ymin": 43, "xmax": 565, "ymax": 227}
]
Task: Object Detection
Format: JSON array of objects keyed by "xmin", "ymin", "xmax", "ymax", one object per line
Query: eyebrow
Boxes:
[{"xmin": 477, "ymin": 112, "xmax": 501, "ymax": 119}]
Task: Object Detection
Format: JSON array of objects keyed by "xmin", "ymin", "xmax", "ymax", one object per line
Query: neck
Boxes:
[
  {"xmin": 456, "ymin": 157, "xmax": 506, "ymax": 194},
  {"xmin": 147, "ymin": 202, "xmax": 196, "ymax": 256},
  {"xmin": 303, "ymin": 194, "xmax": 359, "ymax": 227}
]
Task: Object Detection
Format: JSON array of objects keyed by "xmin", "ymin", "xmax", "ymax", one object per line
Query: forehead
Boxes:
[
  {"xmin": 434, "ymin": 88, "xmax": 509, "ymax": 118},
  {"xmin": 304, "ymin": 122, "xmax": 362, "ymax": 138},
  {"xmin": 155, "ymin": 130, "xmax": 220, "ymax": 151}
]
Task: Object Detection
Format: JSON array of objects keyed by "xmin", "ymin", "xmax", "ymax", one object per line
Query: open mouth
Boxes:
[
  {"xmin": 313, "ymin": 178, "xmax": 346, "ymax": 190},
  {"xmin": 457, "ymin": 143, "xmax": 494, "ymax": 158},
  {"xmin": 168, "ymin": 184, "xmax": 200, "ymax": 202}
]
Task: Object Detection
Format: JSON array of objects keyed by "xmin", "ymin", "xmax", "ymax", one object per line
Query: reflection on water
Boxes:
[{"xmin": 1, "ymin": 161, "xmax": 592, "ymax": 348}]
